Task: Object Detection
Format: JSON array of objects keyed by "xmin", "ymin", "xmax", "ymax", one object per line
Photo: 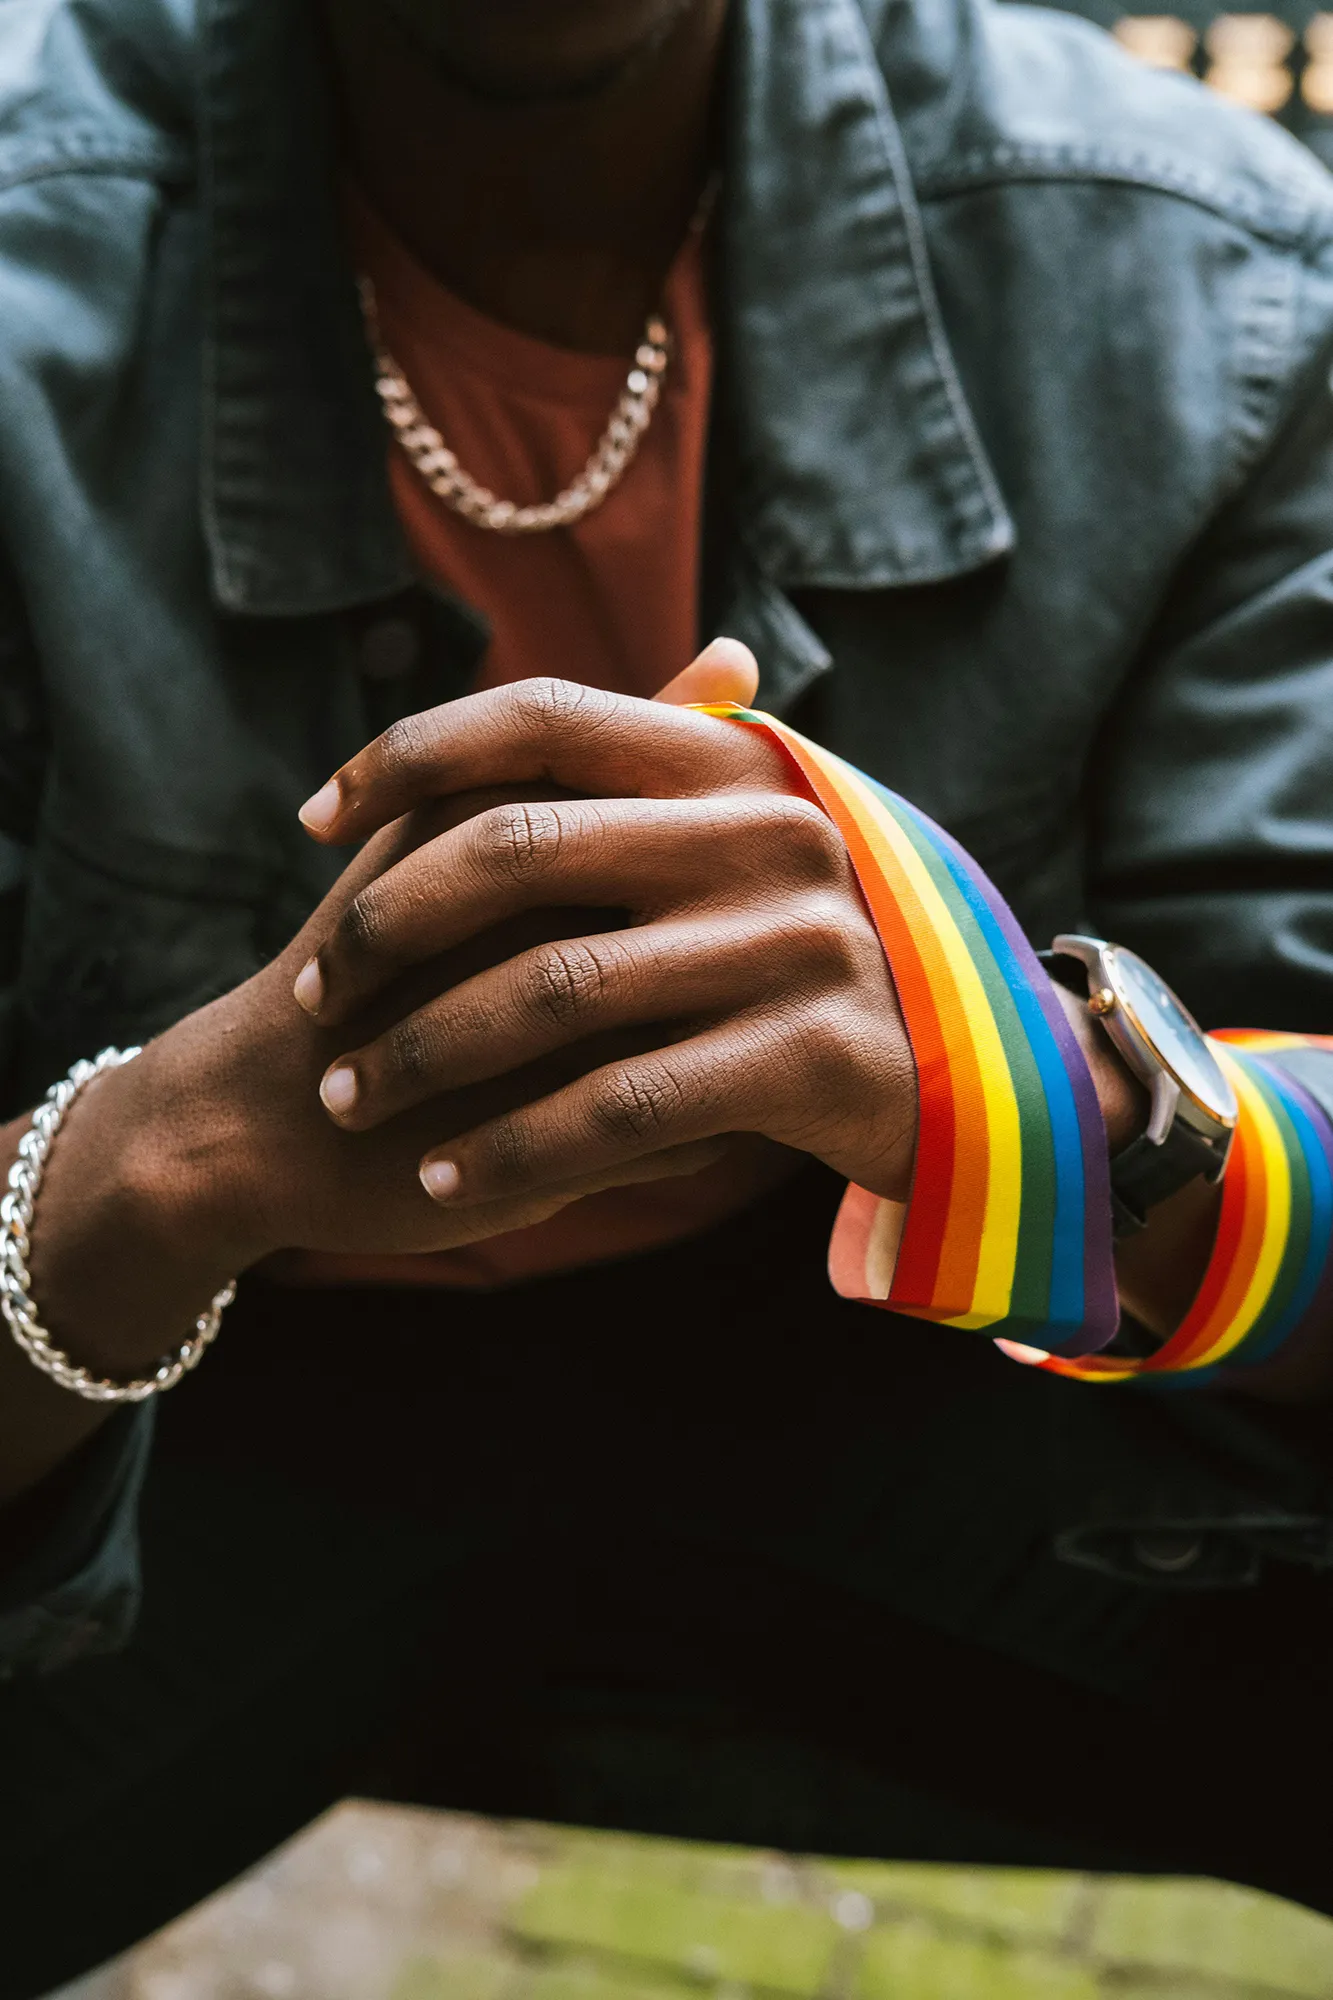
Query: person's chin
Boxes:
[{"xmin": 379, "ymin": 0, "xmax": 695, "ymax": 101}]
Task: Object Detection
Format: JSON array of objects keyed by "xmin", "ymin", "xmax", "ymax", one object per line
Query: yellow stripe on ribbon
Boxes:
[
  {"xmin": 1176, "ymin": 1046, "xmax": 1291, "ymax": 1369},
  {"xmin": 825, "ymin": 753, "xmax": 1025, "ymax": 1326}
]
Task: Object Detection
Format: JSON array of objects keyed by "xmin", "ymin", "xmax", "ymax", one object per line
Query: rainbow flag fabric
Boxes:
[
  {"xmin": 700, "ymin": 705, "xmax": 1120, "ymax": 1359},
  {"xmin": 1025, "ymin": 1033, "xmax": 1333, "ymax": 1383}
]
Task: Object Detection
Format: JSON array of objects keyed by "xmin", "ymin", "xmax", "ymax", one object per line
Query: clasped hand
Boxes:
[{"xmin": 294, "ymin": 652, "xmax": 918, "ymax": 1215}]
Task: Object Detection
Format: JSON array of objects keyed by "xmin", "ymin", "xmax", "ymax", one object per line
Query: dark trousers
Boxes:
[{"xmin": 3, "ymin": 1167, "xmax": 1331, "ymax": 1997}]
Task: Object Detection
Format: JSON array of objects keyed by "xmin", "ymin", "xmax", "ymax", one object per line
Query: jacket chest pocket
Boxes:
[{"xmin": 9, "ymin": 834, "xmax": 313, "ymax": 1109}]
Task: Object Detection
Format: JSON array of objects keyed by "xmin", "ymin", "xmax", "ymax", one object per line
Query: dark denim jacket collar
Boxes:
[
  {"xmin": 200, "ymin": 0, "xmax": 1014, "ymax": 617},
  {"xmin": 200, "ymin": 0, "xmax": 408, "ymax": 615}
]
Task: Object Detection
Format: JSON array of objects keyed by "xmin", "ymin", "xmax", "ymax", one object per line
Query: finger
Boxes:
[
  {"xmin": 413, "ymin": 1136, "xmax": 730, "ymax": 1249},
  {"xmin": 288, "ymin": 781, "xmax": 581, "ymax": 1012},
  {"xmin": 296, "ymin": 675, "xmax": 790, "ymax": 846},
  {"xmin": 654, "ymin": 637, "xmax": 759, "ymax": 709},
  {"xmin": 298, "ymin": 790, "xmax": 846, "ymax": 1026},
  {"xmin": 416, "ymin": 1020, "xmax": 787, "ymax": 1207},
  {"xmin": 318, "ymin": 904, "xmax": 843, "ymax": 1129},
  {"xmin": 546, "ymin": 1136, "xmax": 729, "ymax": 1193}
]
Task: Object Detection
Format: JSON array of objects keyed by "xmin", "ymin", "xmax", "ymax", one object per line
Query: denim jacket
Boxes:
[{"xmin": 4, "ymin": 0, "xmax": 1333, "ymax": 1676}]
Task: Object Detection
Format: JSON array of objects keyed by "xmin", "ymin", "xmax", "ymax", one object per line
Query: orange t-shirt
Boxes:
[
  {"xmin": 285, "ymin": 200, "xmax": 795, "ymax": 1290},
  {"xmin": 355, "ymin": 188, "xmax": 711, "ymax": 700}
]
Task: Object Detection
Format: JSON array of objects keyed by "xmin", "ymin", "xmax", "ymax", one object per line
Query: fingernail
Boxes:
[
  {"xmin": 298, "ymin": 780, "xmax": 341, "ymax": 833},
  {"xmin": 293, "ymin": 959, "xmax": 324, "ymax": 1015},
  {"xmin": 320, "ymin": 1065, "xmax": 359, "ymax": 1117},
  {"xmin": 420, "ymin": 1159, "xmax": 461, "ymax": 1202}
]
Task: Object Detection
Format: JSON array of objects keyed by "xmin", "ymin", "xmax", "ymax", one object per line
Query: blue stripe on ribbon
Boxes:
[
  {"xmin": 866, "ymin": 776, "xmax": 1117, "ymax": 1356},
  {"xmin": 1235, "ymin": 1059, "xmax": 1333, "ymax": 1366}
]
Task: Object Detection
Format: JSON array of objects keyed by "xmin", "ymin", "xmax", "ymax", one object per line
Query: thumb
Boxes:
[{"xmin": 653, "ymin": 636, "xmax": 759, "ymax": 709}]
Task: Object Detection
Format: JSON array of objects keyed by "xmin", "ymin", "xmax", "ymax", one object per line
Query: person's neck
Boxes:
[{"xmin": 324, "ymin": 0, "xmax": 728, "ymax": 354}]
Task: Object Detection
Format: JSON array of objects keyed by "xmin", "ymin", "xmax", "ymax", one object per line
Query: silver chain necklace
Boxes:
[{"xmin": 362, "ymin": 279, "xmax": 672, "ymax": 536}]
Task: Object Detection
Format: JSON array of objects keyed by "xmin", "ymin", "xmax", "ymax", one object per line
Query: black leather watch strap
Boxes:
[
  {"xmin": 1108, "ymin": 1125, "xmax": 1227, "ymax": 1237},
  {"xmin": 1039, "ymin": 950, "xmax": 1088, "ymax": 999}
]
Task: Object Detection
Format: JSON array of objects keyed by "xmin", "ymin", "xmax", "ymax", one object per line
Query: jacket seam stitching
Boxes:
[
  {"xmin": 841, "ymin": 5, "xmax": 1014, "ymax": 559},
  {"xmin": 1220, "ymin": 251, "xmax": 1302, "ymax": 498},
  {"xmin": 915, "ymin": 151, "xmax": 1326, "ymax": 250},
  {"xmin": 0, "ymin": 143, "xmax": 191, "ymax": 198}
]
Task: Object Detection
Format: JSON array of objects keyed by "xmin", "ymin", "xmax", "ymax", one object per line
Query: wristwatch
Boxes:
[{"xmin": 1043, "ymin": 934, "xmax": 1238, "ymax": 1237}]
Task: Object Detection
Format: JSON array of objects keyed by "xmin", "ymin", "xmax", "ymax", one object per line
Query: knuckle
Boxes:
[
  {"xmin": 482, "ymin": 1116, "xmax": 537, "ymax": 1191},
  {"xmin": 480, "ymin": 802, "xmax": 564, "ymax": 882},
  {"xmin": 337, "ymin": 887, "xmax": 392, "ymax": 965},
  {"xmin": 765, "ymin": 795, "xmax": 844, "ymax": 872},
  {"xmin": 792, "ymin": 1000, "xmax": 858, "ymax": 1089},
  {"xmin": 510, "ymin": 675, "xmax": 626, "ymax": 751},
  {"xmin": 787, "ymin": 893, "xmax": 864, "ymax": 976},
  {"xmin": 376, "ymin": 708, "xmax": 436, "ymax": 775},
  {"xmin": 513, "ymin": 675, "xmax": 596, "ymax": 736},
  {"xmin": 525, "ymin": 941, "xmax": 608, "ymax": 1031},
  {"xmin": 590, "ymin": 1060, "xmax": 686, "ymax": 1146},
  {"xmin": 385, "ymin": 1014, "xmax": 435, "ymax": 1086}
]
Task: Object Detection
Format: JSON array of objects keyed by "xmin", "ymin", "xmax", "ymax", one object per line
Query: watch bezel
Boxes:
[{"xmin": 1051, "ymin": 934, "xmax": 1238, "ymax": 1146}]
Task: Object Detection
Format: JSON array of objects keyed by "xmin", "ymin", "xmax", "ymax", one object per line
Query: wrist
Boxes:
[
  {"xmin": 120, "ymin": 998, "xmax": 283, "ymax": 1267},
  {"xmin": 1048, "ymin": 976, "xmax": 1148, "ymax": 1154},
  {"xmin": 24, "ymin": 1012, "xmax": 275, "ymax": 1376}
]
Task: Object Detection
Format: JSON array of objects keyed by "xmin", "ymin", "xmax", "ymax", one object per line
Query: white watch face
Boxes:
[{"xmin": 1105, "ymin": 948, "xmax": 1238, "ymax": 1128}]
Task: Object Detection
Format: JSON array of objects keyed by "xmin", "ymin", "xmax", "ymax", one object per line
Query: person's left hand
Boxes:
[{"xmin": 292, "ymin": 644, "xmax": 918, "ymax": 1211}]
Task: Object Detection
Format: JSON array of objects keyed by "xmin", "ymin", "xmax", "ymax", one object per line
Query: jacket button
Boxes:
[
  {"xmin": 360, "ymin": 617, "xmax": 420, "ymax": 681},
  {"xmin": 1133, "ymin": 1531, "xmax": 1204, "ymax": 1574}
]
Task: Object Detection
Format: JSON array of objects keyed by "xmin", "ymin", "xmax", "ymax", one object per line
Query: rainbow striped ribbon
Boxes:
[
  {"xmin": 1023, "ymin": 1033, "xmax": 1333, "ymax": 1383},
  {"xmin": 701, "ymin": 705, "xmax": 1119, "ymax": 1358}
]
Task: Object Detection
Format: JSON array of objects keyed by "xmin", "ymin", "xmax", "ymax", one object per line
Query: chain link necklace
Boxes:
[
  {"xmin": 360, "ymin": 175, "xmax": 719, "ymax": 536},
  {"xmin": 361, "ymin": 279, "xmax": 672, "ymax": 536}
]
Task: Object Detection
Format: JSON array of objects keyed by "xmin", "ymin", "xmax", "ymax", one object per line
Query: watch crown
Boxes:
[{"xmin": 1089, "ymin": 987, "xmax": 1118, "ymax": 1017}]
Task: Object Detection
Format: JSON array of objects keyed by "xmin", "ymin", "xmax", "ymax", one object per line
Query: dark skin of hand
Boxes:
[
  {"xmin": 291, "ymin": 651, "xmax": 1246, "ymax": 1353},
  {"xmin": 293, "ymin": 654, "xmax": 1326, "ymax": 1401},
  {"xmin": 0, "ymin": 0, "xmax": 1319, "ymax": 1528},
  {"xmin": 296, "ymin": 671, "xmax": 918, "ymax": 1207}
]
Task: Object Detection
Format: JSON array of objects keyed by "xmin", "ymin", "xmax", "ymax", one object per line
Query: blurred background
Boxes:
[
  {"xmin": 51, "ymin": 1802, "xmax": 1333, "ymax": 2000},
  {"xmin": 46, "ymin": 11, "xmax": 1333, "ymax": 1998},
  {"xmin": 1061, "ymin": 2, "xmax": 1333, "ymax": 165}
]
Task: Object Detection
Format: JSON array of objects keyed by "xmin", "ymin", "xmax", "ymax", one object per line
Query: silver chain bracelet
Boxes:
[{"xmin": 0, "ymin": 1047, "xmax": 236, "ymax": 1404}]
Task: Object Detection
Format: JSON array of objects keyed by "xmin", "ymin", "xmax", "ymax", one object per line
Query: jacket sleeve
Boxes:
[
  {"xmin": 1088, "ymin": 250, "xmax": 1333, "ymax": 1038},
  {"xmin": 0, "ymin": 546, "xmax": 156, "ymax": 1677},
  {"xmin": 1056, "ymin": 244, "xmax": 1333, "ymax": 1591},
  {"xmin": 0, "ymin": 1407, "xmax": 154, "ymax": 1678},
  {"xmin": 0, "ymin": 541, "xmax": 46, "ymax": 1106},
  {"xmin": 0, "ymin": 828, "xmax": 22, "ymax": 1097}
]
